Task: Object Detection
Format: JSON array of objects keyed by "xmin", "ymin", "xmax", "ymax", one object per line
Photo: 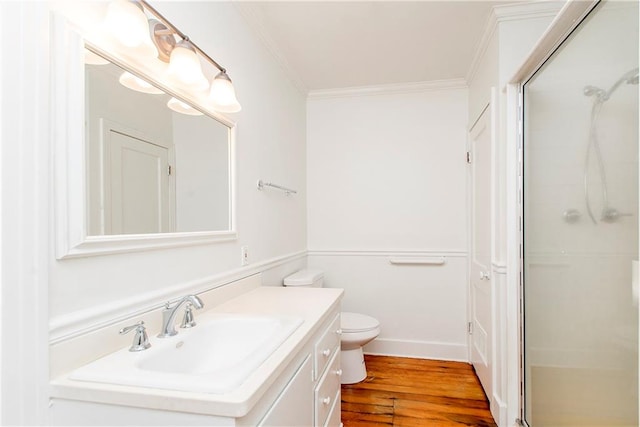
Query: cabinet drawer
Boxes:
[
  {"xmin": 314, "ymin": 313, "xmax": 341, "ymax": 379},
  {"xmin": 323, "ymin": 387, "xmax": 341, "ymax": 427},
  {"xmin": 314, "ymin": 350, "xmax": 341, "ymax": 427}
]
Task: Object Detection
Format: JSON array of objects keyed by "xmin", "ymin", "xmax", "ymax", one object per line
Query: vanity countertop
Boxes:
[{"xmin": 50, "ymin": 286, "xmax": 343, "ymax": 418}]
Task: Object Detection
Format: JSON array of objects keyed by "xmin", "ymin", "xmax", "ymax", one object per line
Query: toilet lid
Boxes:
[{"xmin": 341, "ymin": 312, "xmax": 379, "ymax": 333}]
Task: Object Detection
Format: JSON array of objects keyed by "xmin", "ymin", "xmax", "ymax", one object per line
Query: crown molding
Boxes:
[
  {"xmin": 233, "ymin": 2, "xmax": 309, "ymax": 96},
  {"xmin": 465, "ymin": 1, "xmax": 564, "ymax": 84},
  {"xmin": 307, "ymin": 78, "xmax": 467, "ymax": 100}
]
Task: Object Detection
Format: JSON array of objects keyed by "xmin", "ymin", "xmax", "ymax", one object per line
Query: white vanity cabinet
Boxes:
[
  {"xmin": 313, "ymin": 313, "xmax": 342, "ymax": 426},
  {"xmin": 257, "ymin": 356, "xmax": 313, "ymax": 426},
  {"xmin": 50, "ymin": 287, "xmax": 343, "ymax": 427},
  {"xmin": 257, "ymin": 311, "xmax": 341, "ymax": 427}
]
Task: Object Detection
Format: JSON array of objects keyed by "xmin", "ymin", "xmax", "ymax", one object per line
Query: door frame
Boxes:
[
  {"xmin": 98, "ymin": 118, "xmax": 176, "ymax": 235},
  {"xmin": 467, "ymin": 88, "xmax": 498, "ymax": 418},
  {"xmin": 503, "ymin": 1, "xmax": 600, "ymax": 425}
]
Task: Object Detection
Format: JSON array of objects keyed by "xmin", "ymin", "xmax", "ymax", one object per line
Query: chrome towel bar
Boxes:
[
  {"xmin": 257, "ymin": 179, "xmax": 297, "ymax": 195},
  {"xmin": 388, "ymin": 257, "xmax": 446, "ymax": 266}
]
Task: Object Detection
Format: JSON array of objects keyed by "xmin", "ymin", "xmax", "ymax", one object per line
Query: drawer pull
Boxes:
[
  {"xmin": 336, "ymin": 329, "xmax": 342, "ymax": 335},
  {"xmin": 322, "ymin": 348, "xmax": 331, "ymax": 357},
  {"xmin": 335, "ymin": 369, "xmax": 343, "ymax": 377},
  {"xmin": 322, "ymin": 396, "xmax": 331, "ymax": 405}
]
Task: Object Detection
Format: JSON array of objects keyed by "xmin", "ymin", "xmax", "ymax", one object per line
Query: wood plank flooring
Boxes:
[{"xmin": 341, "ymin": 355, "xmax": 497, "ymax": 427}]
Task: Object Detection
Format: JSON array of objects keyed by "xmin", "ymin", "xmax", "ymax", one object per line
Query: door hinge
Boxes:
[
  {"xmin": 168, "ymin": 165, "xmax": 173, "ymax": 176},
  {"xmin": 466, "ymin": 151, "xmax": 472, "ymax": 164},
  {"xmin": 467, "ymin": 321, "xmax": 473, "ymax": 335}
]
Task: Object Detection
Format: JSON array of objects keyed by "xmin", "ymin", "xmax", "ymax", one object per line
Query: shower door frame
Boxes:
[{"xmin": 503, "ymin": 1, "xmax": 601, "ymax": 425}]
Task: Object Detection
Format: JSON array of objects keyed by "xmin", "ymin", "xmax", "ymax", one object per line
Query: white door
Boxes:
[
  {"xmin": 469, "ymin": 104, "xmax": 493, "ymax": 399},
  {"xmin": 104, "ymin": 129, "xmax": 170, "ymax": 234}
]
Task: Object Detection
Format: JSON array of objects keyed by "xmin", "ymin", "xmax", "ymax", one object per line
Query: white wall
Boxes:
[
  {"xmin": 307, "ymin": 86, "xmax": 469, "ymax": 360},
  {"xmin": 2, "ymin": 1, "xmax": 308, "ymax": 424}
]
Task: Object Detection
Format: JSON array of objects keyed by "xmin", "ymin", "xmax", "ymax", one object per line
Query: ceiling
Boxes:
[{"xmin": 237, "ymin": 1, "xmax": 514, "ymax": 92}]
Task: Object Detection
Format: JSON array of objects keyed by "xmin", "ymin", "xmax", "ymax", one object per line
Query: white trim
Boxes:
[
  {"xmin": 307, "ymin": 249, "xmax": 467, "ymax": 258},
  {"xmin": 506, "ymin": 82, "xmax": 523, "ymax": 427},
  {"xmin": 364, "ymin": 338, "xmax": 468, "ymax": 362},
  {"xmin": 0, "ymin": 3, "xmax": 4, "ymax": 423},
  {"xmin": 1, "ymin": 3, "xmax": 51, "ymax": 424},
  {"xmin": 308, "ymin": 79, "xmax": 467, "ymax": 100},
  {"xmin": 491, "ymin": 393, "xmax": 508, "ymax": 427},
  {"xmin": 466, "ymin": 1, "xmax": 563, "ymax": 84},
  {"xmin": 49, "ymin": 250, "xmax": 307, "ymax": 343},
  {"xmin": 465, "ymin": 7, "xmax": 499, "ymax": 85},
  {"xmin": 492, "ymin": 1, "xmax": 564, "ymax": 23},
  {"xmin": 233, "ymin": 2, "xmax": 308, "ymax": 95},
  {"xmin": 52, "ymin": 15, "xmax": 239, "ymax": 259},
  {"xmin": 508, "ymin": 1, "xmax": 599, "ymax": 85}
]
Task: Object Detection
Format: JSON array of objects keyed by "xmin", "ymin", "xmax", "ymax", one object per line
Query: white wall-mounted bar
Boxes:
[
  {"xmin": 257, "ymin": 179, "xmax": 297, "ymax": 195},
  {"xmin": 388, "ymin": 257, "xmax": 446, "ymax": 266}
]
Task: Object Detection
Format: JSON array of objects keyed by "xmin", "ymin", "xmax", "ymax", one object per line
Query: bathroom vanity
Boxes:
[{"xmin": 50, "ymin": 283, "xmax": 343, "ymax": 426}]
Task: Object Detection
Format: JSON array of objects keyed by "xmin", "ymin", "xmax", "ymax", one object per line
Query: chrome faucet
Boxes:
[{"xmin": 158, "ymin": 295, "xmax": 204, "ymax": 338}]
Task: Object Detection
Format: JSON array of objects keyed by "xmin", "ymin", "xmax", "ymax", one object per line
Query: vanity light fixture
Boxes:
[
  {"xmin": 103, "ymin": 0, "xmax": 242, "ymax": 112},
  {"xmin": 167, "ymin": 97, "xmax": 204, "ymax": 116},
  {"xmin": 103, "ymin": 0, "xmax": 157, "ymax": 58},
  {"xmin": 119, "ymin": 71, "xmax": 164, "ymax": 94}
]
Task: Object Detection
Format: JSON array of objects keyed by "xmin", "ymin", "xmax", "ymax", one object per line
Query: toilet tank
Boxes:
[{"xmin": 283, "ymin": 269, "xmax": 324, "ymax": 288}]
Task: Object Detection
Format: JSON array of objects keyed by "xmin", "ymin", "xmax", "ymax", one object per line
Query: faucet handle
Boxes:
[
  {"xmin": 119, "ymin": 321, "xmax": 151, "ymax": 352},
  {"xmin": 180, "ymin": 303, "xmax": 197, "ymax": 329}
]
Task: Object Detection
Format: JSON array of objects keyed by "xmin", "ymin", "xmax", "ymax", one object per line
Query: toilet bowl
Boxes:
[
  {"xmin": 283, "ymin": 269, "xmax": 380, "ymax": 384},
  {"xmin": 340, "ymin": 312, "xmax": 381, "ymax": 384}
]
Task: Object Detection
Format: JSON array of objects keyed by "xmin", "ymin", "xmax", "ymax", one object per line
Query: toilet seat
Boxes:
[{"xmin": 341, "ymin": 312, "xmax": 380, "ymax": 333}]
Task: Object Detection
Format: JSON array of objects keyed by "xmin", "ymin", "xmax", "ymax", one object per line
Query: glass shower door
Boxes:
[{"xmin": 523, "ymin": 1, "xmax": 639, "ymax": 426}]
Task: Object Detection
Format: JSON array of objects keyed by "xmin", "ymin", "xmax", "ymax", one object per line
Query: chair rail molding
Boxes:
[{"xmin": 49, "ymin": 250, "xmax": 306, "ymax": 343}]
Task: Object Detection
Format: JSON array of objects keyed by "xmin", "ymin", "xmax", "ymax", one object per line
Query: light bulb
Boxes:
[
  {"xmin": 209, "ymin": 71, "xmax": 242, "ymax": 113},
  {"xmin": 119, "ymin": 71, "xmax": 164, "ymax": 94},
  {"xmin": 167, "ymin": 40, "xmax": 209, "ymax": 91},
  {"xmin": 103, "ymin": 0, "xmax": 157, "ymax": 58},
  {"xmin": 167, "ymin": 97, "xmax": 203, "ymax": 116}
]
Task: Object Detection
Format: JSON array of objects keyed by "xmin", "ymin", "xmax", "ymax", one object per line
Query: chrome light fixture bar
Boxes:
[{"xmin": 139, "ymin": 0, "xmax": 242, "ymax": 113}]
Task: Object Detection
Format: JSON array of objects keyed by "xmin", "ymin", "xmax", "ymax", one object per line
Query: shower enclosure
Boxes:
[{"xmin": 523, "ymin": 1, "xmax": 638, "ymax": 426}]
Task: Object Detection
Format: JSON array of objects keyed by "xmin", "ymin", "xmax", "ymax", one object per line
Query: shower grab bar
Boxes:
[
  {"xmin": 257, "ymin": 179, "xmax": 297, "ymax": 195},
  {"xmin": 389, "ymin": 257, "xmax": 446, "ymax": 266}
]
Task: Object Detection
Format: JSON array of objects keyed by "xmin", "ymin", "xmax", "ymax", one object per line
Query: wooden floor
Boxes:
[{"xmin": 341, "ymin": 355, "xmax": 497, "ymax": 427}]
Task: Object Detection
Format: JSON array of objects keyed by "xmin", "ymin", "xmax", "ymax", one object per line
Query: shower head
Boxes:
[
  {"xmin": 585, "ymin": 68, "xmax": 639, "ymax": 102},
  {"xmin": 625, "ymin": 69, "xmax": 639, "ymax": 85},
  {"xmin": 604, "ymin": 67, "xmax": 639, "ymax": 99}
]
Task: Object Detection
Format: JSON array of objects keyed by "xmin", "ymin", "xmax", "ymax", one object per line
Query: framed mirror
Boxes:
[{"xmin": 53, "ymin": 16, "xmax": 237, "ymax": 259}]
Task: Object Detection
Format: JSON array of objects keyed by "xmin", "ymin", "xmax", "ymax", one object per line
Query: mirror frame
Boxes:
[{"xmin": 53, "ymin": 14, "xmax": 237, "ymax": 259}]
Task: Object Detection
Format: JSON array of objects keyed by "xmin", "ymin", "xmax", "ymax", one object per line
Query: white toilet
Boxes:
[{"xmin": 283, "ymin": 269, "xmax": 381, "ymax": 384}]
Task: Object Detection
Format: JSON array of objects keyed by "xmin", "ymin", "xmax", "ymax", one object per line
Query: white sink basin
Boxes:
[{"xmin": 70, "ymin": 313, "xmax": 303, "ymax": 394}]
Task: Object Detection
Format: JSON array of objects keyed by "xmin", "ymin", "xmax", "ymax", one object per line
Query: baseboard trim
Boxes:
[
  {"xmin": 364, "ymin": 338, "xmax": 468, "ymax": 362},
  {"xmin": 491, "ymin": 393, "xmax": 508, "ymax": 427},
  {"xmin": 49, "ymin": 250, "xmax": 307, "ymax": 343}
]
